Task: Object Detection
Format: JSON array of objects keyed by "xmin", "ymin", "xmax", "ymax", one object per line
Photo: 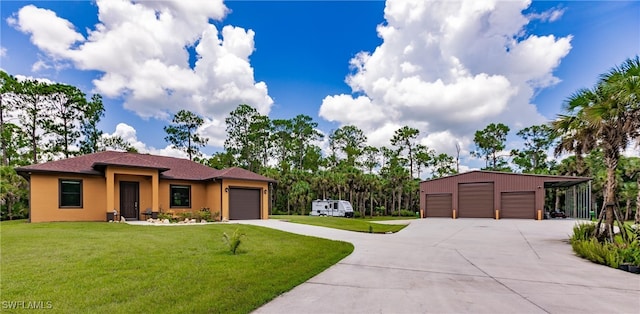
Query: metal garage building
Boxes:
[{"xmin": 420, "ymin": 171, "xmax": 591, "ymax": 220}]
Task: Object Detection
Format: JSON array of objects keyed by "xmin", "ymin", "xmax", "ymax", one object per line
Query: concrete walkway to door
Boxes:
[{"xmin": 239, "ymin": 218, "xmax": 640, "ymax": 314}]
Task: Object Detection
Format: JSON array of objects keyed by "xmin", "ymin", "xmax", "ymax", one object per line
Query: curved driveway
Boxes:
[{"xmin": 240, "ymin": 219, "xmax": 640, "ymax": 314}]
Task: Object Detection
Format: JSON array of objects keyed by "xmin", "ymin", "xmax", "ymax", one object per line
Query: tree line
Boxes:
[
  {"xmin": 0, "ymin": 71, "xmax": 136, "ymax": 219},
  {"xmin": 1, "ymin": 56, "xmax": 639, "ymax": 223}
]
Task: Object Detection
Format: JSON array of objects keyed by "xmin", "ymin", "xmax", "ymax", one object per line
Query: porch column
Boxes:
[
  {"xmin": 152, "ymin": 171, "xmax": 159, "ymax": 211},
  {"xmin": 106, "ymin": 167, "xmax": 115, "ymax": 214}
]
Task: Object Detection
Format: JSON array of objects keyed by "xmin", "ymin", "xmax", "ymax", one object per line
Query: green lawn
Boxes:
[
  {"xmin": 361, "ymin": 216, "xmax": 418, "ymax": 221},
  {"xmin": 270, "ymin": 215, "xmax": 409, "ymax": 233},
  {"xmin": 0, "ymin": 220, "xmax": 353, "ymax": 313}
]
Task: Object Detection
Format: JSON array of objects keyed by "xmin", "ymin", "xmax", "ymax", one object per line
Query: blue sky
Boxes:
[{"xmin": 1, "ymin": 0, "xmax": 638, "ymax": 169}]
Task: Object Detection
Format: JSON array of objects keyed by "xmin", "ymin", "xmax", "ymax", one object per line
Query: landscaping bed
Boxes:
[{"xmin": 570, "ymin": 222, "xmax": 640, "ymax": 274}]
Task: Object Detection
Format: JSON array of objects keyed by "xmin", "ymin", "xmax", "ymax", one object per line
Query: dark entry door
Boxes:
[{"xmin": 120, "ymin": 181, "xmax": 139, "ymax": 220}]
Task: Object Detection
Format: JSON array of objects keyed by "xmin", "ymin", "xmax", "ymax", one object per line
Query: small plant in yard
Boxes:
[{"xmin": 223, "ymin": 228, "xmax": 245, "ymax": 254}]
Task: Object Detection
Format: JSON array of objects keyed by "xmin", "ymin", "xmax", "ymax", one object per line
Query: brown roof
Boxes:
[
  {"xmin": 15, "ymin": 151, "xmax": 275, "ymax": 182},
  {"xmin": 421, "ymin": 170, "xmax": 591, "ymax": 186},
  {"xmin": 214, "ymin": 167, "xmax": 277, "ymax": 182}
]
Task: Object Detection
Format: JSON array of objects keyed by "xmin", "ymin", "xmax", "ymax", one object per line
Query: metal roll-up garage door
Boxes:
[
  {"xmin": 426, "ymin": 194, "xmax": 452, "ymax": 217},
  {"xmin": 501, "ymin": 191, "xmax": 535, "ymax": 219},
  {"xmin": 229, "ymin": 188, "xmax": 261, "ymax": 220},
  {"xmin": 458, "ymin": 182, "xmax": 494, "ymax": 218}
]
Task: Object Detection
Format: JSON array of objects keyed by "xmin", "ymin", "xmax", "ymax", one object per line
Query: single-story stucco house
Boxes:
[{"xmin": 15, "ymin": 151, "xmax": 276, "ymax": 222}]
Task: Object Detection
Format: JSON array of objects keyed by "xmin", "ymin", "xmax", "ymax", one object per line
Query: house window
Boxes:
[
  {"xmin": 170, "ymin": 185, "xmax": 191, "ymax": 208},
  {"xmin": 59, "ymin": 179, "xmax": 82, "ymax": 208}
]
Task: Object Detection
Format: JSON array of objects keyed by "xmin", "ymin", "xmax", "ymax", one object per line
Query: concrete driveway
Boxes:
[{"xmin": 241, "ymin": 218, "xmax": 640, "ymax": 314}]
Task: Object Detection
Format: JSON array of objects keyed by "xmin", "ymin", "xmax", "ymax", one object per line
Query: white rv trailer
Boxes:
[{"xmin": 310, "ymin": 199, "xmax": 354, "ymax": 217}]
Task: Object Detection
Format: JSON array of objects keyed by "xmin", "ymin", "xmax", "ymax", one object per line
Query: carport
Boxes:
[{"xmin": 420, "ymin": 171, "xmax": 591, "ymax": 220}]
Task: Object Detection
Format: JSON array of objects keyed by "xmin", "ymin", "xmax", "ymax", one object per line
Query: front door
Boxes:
[{"xmin": 120, "ymin": 181, "xmax": 139, "ymax": 220}]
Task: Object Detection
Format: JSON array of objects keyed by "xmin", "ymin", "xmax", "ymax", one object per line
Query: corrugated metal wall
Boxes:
[{"xmin": 419, "ymin": 171, "xmax": 589, "ymax": 220}]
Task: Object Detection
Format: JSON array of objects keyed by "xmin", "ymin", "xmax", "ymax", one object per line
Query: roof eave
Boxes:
[
  {"xmin": 92, "ymin": 162, "xmax": 170, "ymax": 172},
  {"xmin": 420, "ymin": 170, "xmax": 592, "ymax": 184},
  {"xmin": 14, "ymin": 168, "xmax": 104, "ymax": 178},
  {"xmin": 212, "ymin": 176, "xmax": 278, "ymax": 183}
]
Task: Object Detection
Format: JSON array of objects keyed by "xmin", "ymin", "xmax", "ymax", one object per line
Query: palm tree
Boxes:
[
  {"xmin": 604, "ymin": 57, "xmax": 640, "ymax": 223},
  {"xmin": 622, "ymin": 157, "xmax": 640, "ymax": 223},
  {"xmin": 312, "ymin": 170, "xmax": 330, "ymax": 200},
  {"xmin": 551, "ymin": 91, "xmax": 596, "ymax": 177},
  {"xmin": 554, "ymin": 57, "xmax": 640, "ymax": 240}
]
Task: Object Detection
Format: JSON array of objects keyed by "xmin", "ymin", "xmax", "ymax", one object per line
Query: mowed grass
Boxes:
[
  {"xmin": 270, "ymin": 215, "xmax": 408, "ymax": 233},
  {"xmin": 361, "ymin": 216, "xmax": 418, "ymax": 221},
  {"xmin": 0, "ymin": 220, "xmax": 353, "ymax": 314}
]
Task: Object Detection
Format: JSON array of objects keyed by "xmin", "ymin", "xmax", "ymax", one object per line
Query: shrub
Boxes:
[
  {"xmin": 571, "ymin": 223, "xmax": 596, "ymax": 242},
  {"xmin": 178, "ymin": 212, "xmax": 193, "ymax": 220},
  {"xmin": 353, "ymin": 211, "xmax": 362, "ymax": 218},
  {"xmin": 618, "ymin": 245, "xmax": 640, "ymax": 266},
  {"xmin": 572, "ymin": 238, "xmax": 609, "ymax": 265},
  {"xmin": 399, "ymin": 210, "xmax": 415, "ymax": 217},
  {"xmin": 192, "ymin": 208, "xmax": 214, "ymax": 221},
  {"xmin": 572, "ymin": 237, "xmax": 628, "ymax": 268},
  {"xmin": 570, "ymin": 222, "xmax": 640, "ymax": 269},
  {"xmin": 223, "ymin": 228, "xmax": 245, "ymax": 255},
  {"xmin": 624, "ymin": 224, "xmax": 640, "ymax": 243},
  {"xmin": 157, "ymin": 212, "xmax": 173, "ymax": 221}
]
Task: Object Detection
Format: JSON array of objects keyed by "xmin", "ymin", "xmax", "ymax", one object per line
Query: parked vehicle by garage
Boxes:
[
  {"xmin": 310, "ymin": 200, "xmax": 354, "ymax": 217},
  {"xmin": 550, "ymin": 209, "xmax": 567, "ymax": 218}
]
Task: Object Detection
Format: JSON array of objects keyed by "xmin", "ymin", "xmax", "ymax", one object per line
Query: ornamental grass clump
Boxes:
[
  {"xmin": 571, "ymin": 222, "xmax": 596, "ymax": 242},
  {"xmin": 223, "ymin": 228, "xmax": 245, "ymax": 255}
]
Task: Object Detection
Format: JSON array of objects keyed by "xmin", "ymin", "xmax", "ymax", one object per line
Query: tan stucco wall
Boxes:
[
  {"xmin": 158, "ymin": 180, "xmax": 208, "ymax": 215},
  {"xmin": 29, "ymin": 174, "xmax": 106, "ymax": 222},
  {"xmin": 106, "ymin": 166, "xmax": 159, "ymax": 218},
  {"xmin": 205, "ymin": 181, "xmax": 222, "ymax": 218},
  {"xmin": 28, "ymin": 167, "xmax": 270, "ymax": 222},
  {"xmin": 221, "ymin": 179, "xmax": 269, "ymax": 220}
]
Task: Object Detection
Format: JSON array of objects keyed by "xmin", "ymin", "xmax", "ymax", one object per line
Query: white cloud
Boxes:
[
  {"xmin": 7, "ymin": 5, "xmax": 84, "ymax": 57},
  {"xmin": 0, "ymin": 47, "xmax": 6, "ymax": 57},
  {"xmin": 10, "ymin": 0, "xmax": 273, "ymax": 147},
  {"xmin": 529, "ymin": 8, "xmax": 565, "ymax": 23},
  {"xmin": 104, "ymin": 123, "xmax": 188, "ymax": 159},
  {"xmin": 14, "ymin": 74, "xmax": 54, "ymax": 85},
  {"xmin": 31, "ymin": 60, "xmax": 51, "ymax": 72},
  {"xmin": 319, "ymin": 0, "xmax": 572, "ymax": 167}
]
